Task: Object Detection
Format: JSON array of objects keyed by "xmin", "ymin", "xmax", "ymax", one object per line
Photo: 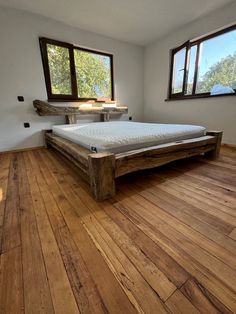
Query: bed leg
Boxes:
[
  {"xmin": 205, "ymin": 131, "xmax": 223, "ymax": 159},
  {"xmin": 45, "ymin": 140, "xmax": 51, "ymax": 148},
  {"xmin": 88, "ymin": 152, "xmax": 116, "ymax": 201},
  {"xmin": 44, "ymin": 130, "xmax": 53, "ymax": 148}
]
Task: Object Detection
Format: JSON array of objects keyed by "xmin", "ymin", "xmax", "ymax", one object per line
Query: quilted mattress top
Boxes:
[{"xmin": 52, "ymin": 121, "xmax": 206, "ymax": 153}]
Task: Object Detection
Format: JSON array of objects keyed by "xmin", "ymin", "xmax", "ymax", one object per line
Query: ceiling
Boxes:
[{"xmin": 0, "ymin": 0, "xmax": 233, "ymax": 45}]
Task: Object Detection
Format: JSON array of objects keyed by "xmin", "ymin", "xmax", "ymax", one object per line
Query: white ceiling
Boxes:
[{"xmin": 0, "ymin": 0, "xmax": 234, "ymax": 45}]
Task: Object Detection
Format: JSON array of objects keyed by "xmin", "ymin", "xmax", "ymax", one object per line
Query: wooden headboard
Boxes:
[{"xmin": 33, "ymin": 100, "xmax": 128, "ymax": 123}]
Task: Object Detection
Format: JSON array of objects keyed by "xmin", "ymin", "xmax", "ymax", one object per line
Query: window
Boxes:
[
  {"xmin": 168, "ymin": 24, "xmax": 236, "ymax": 100},
  {"xmin": 39, "ymin": 38, "xmax": 114, "ymax": 101},
  {"xmin": 47, "ymin": 44, "xmax": 72, "ymax": 95},
  {"xmin": 171, "ymin": 45, "xmax": 187, "ymax": 94}
]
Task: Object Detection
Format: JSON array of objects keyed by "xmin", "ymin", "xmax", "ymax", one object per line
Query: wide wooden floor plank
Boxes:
[
  {"xmin": 77, "ymin": 188, "xmax": 176, "ymax": 299},
  {"xmin": 180, "ymin": 278, "xmax": 232, "ymax": 313},
  {"xmin": 117, "ymin": 185, "xmax": 236, "ymax": 270},
  {"xmin": 0, "ymin": 153, "xmax": 11, "ymax": 201},
  {"xmin": 165, "ymin": 289, "xmax": 200, "ymax": 314},
  {"xmin": 194, "ymin": 155, "xmax": 236, "ymax": 170},
  {"xmin": 152, "ymin": 170, "xmax": 236, "ymax": 215},
  {"xmin": 102, "ymin": 201, "xmax": 190, "ymax": 288},
  {"xmin": 27, "ymin": 151, "xmax": 66, "ymax": 231},
  {"xmin": 27, "ymin": 152, "xmax": 111, "ymax": 314},
  {"xmin": 34, "ymin": 150, "xmax": 139, "ymax": 314},
  {"xmin": 151, "ymin": 174, "xmax": 236, "ymax": 227},
  {"xmin": 126, "ymin": 192, "xmax": 236, "ymax": 289},
  {"xmin": 183, "ymin": 159, "xmax": 236, "ymax": 184},
  {"xmin": 0, "ymin": 153, "xmax": 10, "ymax": 251},
  {"xmin": 0, "ymin": 246, "xmax": 24, "ymax": 314},
  {"xmin": 229, "ymin": 228, "xmax": 236, "ymax": 241},
  {"xmin": 17, "ymin": 153, "xmax": 54, "ymax": 314},
  {"xmin": 113, "ymin": 193, "xmax": 236, "ymax": 311},
  {"xmin": 40, "ymin": 150, "xmax": 169, "ymax": 313},
  {"xmin": 1, "ymin": 155, "xmax": 21, "ymax": 253},
  {"xmin": 166, "ymin": 169, "xmax": 236, "ymax": 208},
  {"xmin": 23, "ymin": 152, "xmax": 80, "ymax": 314},
  {"xmin": 147, "ymin": 185, "xmax": 234, "ymax": 234},
  {"xmin": 43, "ymin": 149, "xmax": 180, "ymax": 302},
  {"xmin": 0, "ymin": 200, "xmax": 5, "ymax": 253},
  {"xmin": 172, "ymin": 160, "xmax": 236, "ymax": 192},
  {"xmin": 54, "ymin": 225, "xmax": 107, "ymax": 314},
  {"xmin": 131, "ymin": 181, "xmax": 236, "ymax": 257},
  {"xmin": 1, "ymin": 146, "xmax": 236, "ymax": 313}
]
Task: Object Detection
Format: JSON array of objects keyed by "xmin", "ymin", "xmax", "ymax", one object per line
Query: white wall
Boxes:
[
  {"xmin": 0, "ymin": 6, "xmax": 144, "ymax": 152},
  {"xmin": 1, "ymin": 3, "xmax": 236, "ymax": 151},
  {"xmin": 144, "ymin": 2, "xmax": 236, "ymax": 144}
]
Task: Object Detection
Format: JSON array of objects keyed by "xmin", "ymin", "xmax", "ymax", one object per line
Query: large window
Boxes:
[
  {"xmin": 168, "ymin": 25, "xmax": 236, "ymax": 100},
  {"xmin": 39, "ymin": 38, "xmax": 114, "ymax": 101}
]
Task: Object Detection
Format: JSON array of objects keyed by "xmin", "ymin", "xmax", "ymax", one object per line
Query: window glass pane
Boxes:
[
  {"xmin": 47, "ymin": 44, "xmax": 72, "ymax": 95},
  {"xmin": 74, "ymin": 49, "xmax": 112, "ymax": 99},
  {"xmin": 185, "ymin": 45, "xmax": 197, "ymax": 95},
  {"xmin": 172, "ymin": 47, "xmax": 186, "ymax": 94},
  {"xmin": 196, "ymin": 30, "xmax": 236, "ymax": 94}
]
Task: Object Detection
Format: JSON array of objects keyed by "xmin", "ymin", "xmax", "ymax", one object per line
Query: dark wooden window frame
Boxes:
[
  {"xmin": 39, "ymin": 37, "xmax": 114, "ymax": 102},
  {"xmin": 167, "ymin": 24, "xmax": 236, "ymax": 101}
]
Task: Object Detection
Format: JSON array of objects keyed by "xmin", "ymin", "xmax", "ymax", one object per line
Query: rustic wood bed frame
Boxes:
[{"xmin": 44, "ymin": 130, "xmax": 222, "ymax": 201}]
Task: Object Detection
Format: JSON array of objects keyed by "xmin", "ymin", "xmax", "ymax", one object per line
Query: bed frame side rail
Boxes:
[
  {"xmin": 45, "ymin": 130, "xmax": 222, "ymax": 201},
  {"xmin": 115, "ymin": 131, "xmax": 222, "ymax": 177}
]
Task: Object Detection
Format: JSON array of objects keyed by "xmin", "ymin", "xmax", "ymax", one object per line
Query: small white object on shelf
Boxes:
[
  {"xmin": 102, "ymin": 103, "xmax": 117, "ymax": 108},
  {"xmin": 79, "ymin": 103, "xmax": 93, "ymax": 108}
]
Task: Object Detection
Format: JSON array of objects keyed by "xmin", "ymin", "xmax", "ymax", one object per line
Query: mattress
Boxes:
[{"xmin": 52, "ymin": 121, "xmax": 206, "ymax": 154}]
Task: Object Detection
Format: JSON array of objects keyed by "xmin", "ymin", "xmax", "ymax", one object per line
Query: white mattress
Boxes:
[{"xmin": 52, "ymin": 121, "xmax": 206, "ymax": 154}]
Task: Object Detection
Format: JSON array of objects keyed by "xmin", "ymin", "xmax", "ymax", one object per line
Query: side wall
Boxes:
[
  {"xmin": 0, "ymin": 7, "xmax": 144, "ymax": 151},
  {"xmin": 144, "ymin": 2, "xmax": 236, "ymax": 144}
]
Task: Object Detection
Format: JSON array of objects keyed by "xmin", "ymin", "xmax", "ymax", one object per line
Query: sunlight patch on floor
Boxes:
[{"xmin": 0, "ymin": 187, "xmax": 3, "ymax": 202}]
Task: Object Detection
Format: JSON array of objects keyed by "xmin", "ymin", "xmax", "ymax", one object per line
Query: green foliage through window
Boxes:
[
  {"xmin": 196, "ymin": 53, "xmax": 236, "ymax": 93},
  {"xmin": 74, "ymin": 49, "xmax": 112, "ymax": 99},
  {"xmin": 40, "ymin": 38, "xmax": 114, "ymax": 101},
  {"xmin": 47, "ymin": 44, "xmax": 72, "ymax": 95},
  {"xmin": 169, "ymin": 25, "xmax": 236, "ymax": 99}
]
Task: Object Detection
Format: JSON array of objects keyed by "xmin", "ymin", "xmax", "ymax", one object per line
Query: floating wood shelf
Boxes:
[{"xmin": 33, "ymin": 100, "xmax": 128, "ymax": 123}]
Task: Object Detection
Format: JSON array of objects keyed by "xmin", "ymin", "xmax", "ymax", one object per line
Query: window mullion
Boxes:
[
  {"xmin": 168, "ymin": 52, "xmax": 175, "ymax": 98},
  {"xmin": 192, "ymin": 43, "xmax": 200, "ymax": 95},
  {"xmin": 169, "ymin": 41, "xmax": 189, "ymax": 98},
  {"xmin": 182, "ymin": 41, "xmax": 190, "ymax": 96},
  {"xmin": 40, "ymin": 40, "xmax": 53, "ymax": 98},
  {"xmin": 110, "ymin": 55, "xmax": 115, "ymax": 100},
  {"xmin": 69, "ymin": 47, "xmax": 78, "ymax": 98}
]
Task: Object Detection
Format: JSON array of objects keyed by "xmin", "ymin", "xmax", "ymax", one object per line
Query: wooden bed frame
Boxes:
[{"xmin": 44, "ymin": 130, "xmax": 222, "ymax": 201}]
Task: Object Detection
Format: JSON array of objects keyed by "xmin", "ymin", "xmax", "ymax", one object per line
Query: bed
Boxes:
[{"xmin": 45, "ymin": 121, "xmax": 223, "ymax": 201}]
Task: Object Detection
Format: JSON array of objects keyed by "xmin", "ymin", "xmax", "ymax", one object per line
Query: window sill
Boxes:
[
  {"xmin": 165, "ymin": 92, "xmax": 236, "ymax": 101},
  {"xmin": 48, "ymin": 98, "xmax": 115, "ymax": 103}
]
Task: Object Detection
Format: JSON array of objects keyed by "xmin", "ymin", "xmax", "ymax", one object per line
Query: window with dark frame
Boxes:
[
  {"xmin": 39, "ymin": 37, "xmax": 114, "ymax": 101},
  {"xmin": 168, "ymin": 24, "xmax": 236, "ymax": 100}
]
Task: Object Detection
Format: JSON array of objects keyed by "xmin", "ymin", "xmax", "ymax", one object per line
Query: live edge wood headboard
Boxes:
[{"xmin": 33, "ymin": 100, "xmax": 128, "ymax": 123}]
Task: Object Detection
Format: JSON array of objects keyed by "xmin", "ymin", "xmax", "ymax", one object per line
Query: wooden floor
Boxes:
[{"xmin": 0, "ymin": 146, "xmax": 236, "ymax": 314}]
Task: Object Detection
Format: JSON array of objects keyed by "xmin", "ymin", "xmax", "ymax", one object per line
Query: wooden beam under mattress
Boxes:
[{"xmin": 45, "ymin": 130, "xmax": 222, "ymax": 201}]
